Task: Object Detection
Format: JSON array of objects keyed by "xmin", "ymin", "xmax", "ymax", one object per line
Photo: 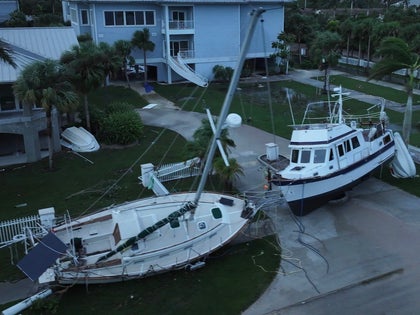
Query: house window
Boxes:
[
  {"xmin": 172, "ymin": 11, "xmax": 186, "ymax": 21},
  {"xmin": 104, "ymin": 11, "xmax": 114, "ymax": 25},
  {"xmin": 104, "ymin": 10, "xmax": 155, "ymax": 26},
  {"xmin": 145, "ymin": 11, "xmax": 154, "ymax": 25},
  {"xmin": 70, "ymin": 8, "xmax": 77, "ymax": 23},
  {"xmin": 126, "ymin": 11, "xmax": 135, "ymax": 25},
  {"xmin": 170, "ymin": 40, "xmax": 189, "ymax": 57},
  {"xmin": 115, "ymin": 11, "xmax": 124, "ymax": 25},
  {"xmin": 80, "ymin": 9, "xmax": 89, "ymax": 25}
]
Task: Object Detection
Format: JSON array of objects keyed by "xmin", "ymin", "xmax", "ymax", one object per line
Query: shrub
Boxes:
[
  {"xmin": 213, "ymin": 65, "xmax": 234, "ymax": 82},
  {"xmin": 104, "ymin": 101, "xmax": 134, "ymax": 114},
  {"xmin": 99, "ymin": 110, "xmax": 143, "ymax": 145}
]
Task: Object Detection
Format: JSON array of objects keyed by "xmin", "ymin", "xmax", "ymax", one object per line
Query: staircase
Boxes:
[
  {"xmin": 168, "ymin": 54, "xmax": 208, "ymax": 87},
  {"xmin": 139, "ymin": 158, "xmax": 202, "ymax": 196}
]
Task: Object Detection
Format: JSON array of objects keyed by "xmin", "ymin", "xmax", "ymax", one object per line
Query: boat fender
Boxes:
[{"xmin": 186, "ymin": 261, "xmax": 206, "ymax": 271}]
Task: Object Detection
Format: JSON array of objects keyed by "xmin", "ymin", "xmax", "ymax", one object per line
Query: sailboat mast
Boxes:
[{"xmin": 194, "ymin": 8, "xmax": 266, "ymax": 205}]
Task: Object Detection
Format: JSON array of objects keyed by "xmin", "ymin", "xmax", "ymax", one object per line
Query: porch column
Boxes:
[
  {"xmin": 22, "ymin": 125, "xmax": 41, "ymax": 163},
  {"xmin": 164, "ymin": 5, "xmax": 172, "ymax": 84}
]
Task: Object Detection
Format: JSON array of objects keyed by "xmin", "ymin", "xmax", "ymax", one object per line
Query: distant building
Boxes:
[
  {"xmin": 0, "ymin": 27, "xmax": 78, "ymax": 165},
  {"xmin": 61, "ymin": 0, "xmax": 292, "ymax": 86},
  {"xmin": 0, "ymin": 0, "xmax": 18, "ymax": 23}
]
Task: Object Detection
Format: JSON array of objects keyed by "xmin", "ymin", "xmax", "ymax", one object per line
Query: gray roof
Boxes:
[{"xmin": 0, "ymin": 27, "xmax": 78, "ymax": 83}]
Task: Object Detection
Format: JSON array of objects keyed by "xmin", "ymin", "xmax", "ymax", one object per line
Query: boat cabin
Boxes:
[{"xmin": 280, "ymin": 120, "xmax": 393, "ymax": 180}]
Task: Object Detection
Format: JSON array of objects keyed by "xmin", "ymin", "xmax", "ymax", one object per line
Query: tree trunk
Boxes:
[
  {"xmin": 143, "ymin": 51, "xmax": 148, "ymax": 84},
  {"xmin": 357, "ymin": 40, "xmax": 362, "ymax": 67},
  {"xmin": 366, "ymin": 35, "xmax": 371, "ymax": 71},
  {"xmin": 346, "ymin": 35, "xmax": 350, "ymax": 65},
  {"xmin": 84, "ymin": 94, "xmax": 91, "ymax": 131},
  {"xmin": 46, "ymin": 109, "xmax": 54, "ymax": 170}
]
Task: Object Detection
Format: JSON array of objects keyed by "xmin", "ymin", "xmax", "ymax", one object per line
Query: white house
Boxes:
[{"xmin": 61, "ymin": 0, "xmax": 293, "ymax": 86}]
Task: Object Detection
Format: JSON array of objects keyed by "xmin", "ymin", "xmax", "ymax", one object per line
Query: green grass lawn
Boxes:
[{"xmin": 0, "ymin": 118, "xmax": 280, "ymax": 314}]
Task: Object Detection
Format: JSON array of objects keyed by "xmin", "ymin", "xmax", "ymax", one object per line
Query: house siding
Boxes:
[
  {"xmin": 62, "ymin": 0, "xmax": 288, "ymax": 84},
  {"xmin": 0, "ymin": 0, "xmax": 18, "ymax": 23}
]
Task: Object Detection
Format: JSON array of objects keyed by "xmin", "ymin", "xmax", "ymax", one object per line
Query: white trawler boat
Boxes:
[
  {"xmin": 17, "ymin": 8, "xmax": 265, "ymax": 285},
  {"xmin": 262, "ymin": 87, "xmax": 415, "ymax": 216}
]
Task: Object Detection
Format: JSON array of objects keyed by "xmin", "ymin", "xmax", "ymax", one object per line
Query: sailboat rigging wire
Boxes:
[
  {"xmin": 286, "ymin": 89, "xmax": 295, "ymax": 125},
  {"xmin": 79, "ymin": 73, "xmax": 211, "ymax": 217},
  {"xmin": 260, "ymin": 17, "xmax": 277, "ymax": 144}
]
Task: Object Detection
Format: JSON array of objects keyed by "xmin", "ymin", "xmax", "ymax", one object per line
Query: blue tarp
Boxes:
[{"xmin": 17, "ymin": 232, "xmax": 67, "ymax": 281}]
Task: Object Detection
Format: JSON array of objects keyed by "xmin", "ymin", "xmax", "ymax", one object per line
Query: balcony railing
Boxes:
[
  {"xmin": 168, "ymin": 20, "xmax": 194, "ymax": 30},
  {"xmin": 176, "ymin": 50, "xmax": 194, "ymax": 59}
]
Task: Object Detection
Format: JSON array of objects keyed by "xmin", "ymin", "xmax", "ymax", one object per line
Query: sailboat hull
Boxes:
[{"xmin": 52, "ymin": 192, "xmax": 253, "ymax": 284}]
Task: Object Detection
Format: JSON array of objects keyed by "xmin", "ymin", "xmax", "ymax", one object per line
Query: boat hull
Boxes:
[
  {"xmin": 276, "ymin": 144, "xmax": 395, "ymax": 216},
  {"xmin": 52, "ymin": 192, "xmax": 253, "ymax": 284}
]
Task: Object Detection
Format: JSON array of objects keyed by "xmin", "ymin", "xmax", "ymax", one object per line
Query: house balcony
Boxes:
[{"xmin": 162, "ymin": 20, "xmax": 195, "ymax": 35}]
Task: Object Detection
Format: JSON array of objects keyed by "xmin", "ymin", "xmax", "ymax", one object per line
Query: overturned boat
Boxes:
[{"xmin": 61, "ymin": 126, "xmax": 100, "ymax": 152}]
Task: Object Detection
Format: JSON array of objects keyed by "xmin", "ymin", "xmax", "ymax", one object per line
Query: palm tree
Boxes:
[
  {"xmin": 60, "ymin": 42, "xmax": 106, "ymax": 131},
  {"xmin": 185, "ymin": 118, "xmax": 235, "ymax": 161},
  {"xmin": 114, "ymin": 40, "xmax": 134, "ymax": 88},
  {"xmin": 98, "ymin": 42, "xmax": 121, "ymax": 86},
  {"xmin": 368, "ymin": 37, "xmax": 420, "ymax": 145},
  {"xmin": 131, "ymin": 28, "xmax": 155, "ymax": 85},
  {"xmin": 213, "ymin": 157, "xmax": 244, "ymax": 192},
  {"xmin": 0, "ymin": 39, "xmax": 17, "ymax": 68},
  {"xmin": 13, "ymin": 59, "xmax": 79, "ymax": 170}
]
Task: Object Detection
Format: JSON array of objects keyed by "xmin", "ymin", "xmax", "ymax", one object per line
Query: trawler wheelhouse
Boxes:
[{"xmin": 264, "ymin": 87, "xmax": 398, "ymax": 216}]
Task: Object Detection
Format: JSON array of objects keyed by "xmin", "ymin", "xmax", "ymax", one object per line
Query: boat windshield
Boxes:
[{"xmin": 291, "ymin": 149, "xmax": 327, "ymax": 164}]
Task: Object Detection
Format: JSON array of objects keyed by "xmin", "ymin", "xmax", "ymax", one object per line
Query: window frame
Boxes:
[
  {"xmin": 80, "ymin": 9, "xmax": 89, "ymax": 25},
  {"xmin": 104, "ymin": 10, "xmax": 156, "ymax": 27}
]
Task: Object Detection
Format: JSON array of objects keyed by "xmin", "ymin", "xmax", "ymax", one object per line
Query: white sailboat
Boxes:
[{"xmin": 17, "ymin": 8, "xmax": 264, "ymax": 284}]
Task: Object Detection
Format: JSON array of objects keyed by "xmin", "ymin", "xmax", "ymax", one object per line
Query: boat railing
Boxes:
[{"xmin": 300, "ymin": 94, "xmax": 386, "ymax": 127}]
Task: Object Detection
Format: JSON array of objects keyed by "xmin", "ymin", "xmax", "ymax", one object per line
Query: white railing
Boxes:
[
  {"xmin": 177, "ymin": 50, "xmax": 194, "ymax": 59},
  {"xmin": 0, "ymin": 215, "xmax": 46, "ymax": 249},
  {"xmin": 156, "ymin": 158, "xmax": 201, "ymax": 182},
  {"xmin": 339, "ymin": 57, "xmax": 419, "ymax": 78},
  {"xmin": 139, "ymin": 158, "xmax": 201, "ymax": 185},
  {"xmin": 168, "ymin": 20, "xmax": 194, "ymax": 30}
]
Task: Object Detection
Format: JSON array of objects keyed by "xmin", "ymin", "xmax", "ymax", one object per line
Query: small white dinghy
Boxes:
[{"xmin": 61, "ymin": 126, "xmax": 100, "ymax": 152}]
